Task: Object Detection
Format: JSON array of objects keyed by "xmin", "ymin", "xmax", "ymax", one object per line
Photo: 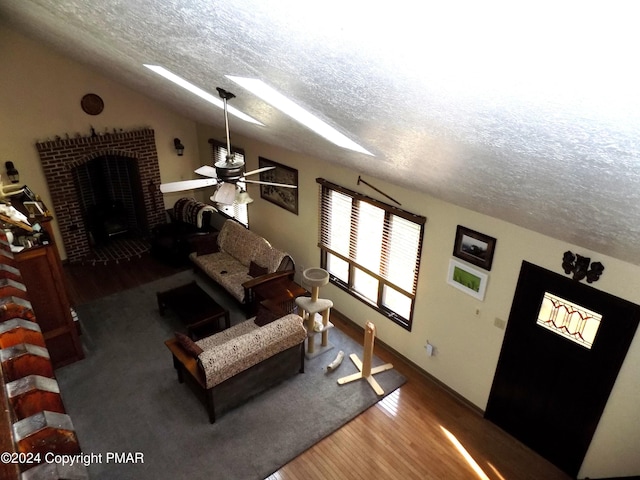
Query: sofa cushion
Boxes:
[
  {"xmin": 196, "ymin": 319, "xmax": 259, "ymax": 351},
  {"xmin": 197, "ymin": 314, "xmax": 306, "ymax": 389},
  {"xmin": 253, "ymin": 245, "xmax": 288, "ymax": 273},
  {"xmin": 218, "ymin": 220, "xmax": 270, "ymax": 267},
  {"xmin": 192, "ymin": 251, "xmax": 247, "ymax": 277}
]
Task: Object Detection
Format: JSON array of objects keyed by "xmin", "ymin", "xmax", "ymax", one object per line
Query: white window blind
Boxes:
[{"xmin": 317, "ymin": 178, "xmax": 426, "ymax": 330}]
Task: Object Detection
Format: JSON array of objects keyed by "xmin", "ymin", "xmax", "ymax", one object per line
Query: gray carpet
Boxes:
[{"xmin": 55, "ymin": 271, "xmax": 406, "ymax": 480}]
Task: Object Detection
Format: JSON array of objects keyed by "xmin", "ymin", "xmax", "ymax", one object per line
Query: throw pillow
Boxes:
[
  {"xmin": 254, "ymin": 306, "xmax": 280, "ymax": 327},
  {"xmin": 249, "ymin": 261, "xmax": 268, "ymax": 278},
  {"xmin": 175, "ymin": 331, "xmax": 203, "ymax": 357}
]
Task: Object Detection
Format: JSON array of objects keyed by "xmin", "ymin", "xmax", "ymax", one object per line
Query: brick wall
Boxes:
[{"xmin": 36, "ymin": 129, "xmax": 165, "ymax": 263}]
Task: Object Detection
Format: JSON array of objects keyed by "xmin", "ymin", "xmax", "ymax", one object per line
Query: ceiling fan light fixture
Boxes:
[
  {"xmin": 226, "ymin": 75, "xmax": 373, "ymax": 156},
  {"xmin": 236, "ymin": 189, "xmax": 254, "ymax": 205},
  {"xmin": 211, "ymin": 182, "xmax": 237, "ymax": 205}
]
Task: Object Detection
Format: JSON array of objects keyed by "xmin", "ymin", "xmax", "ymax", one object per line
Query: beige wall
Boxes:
[
  {"xmin": 0, "ymin": 26, "xmax": 201, "ymax": 258},
  {"xmin": 3, "ymin": 23, "xmax": 639, "ymax": 479}
]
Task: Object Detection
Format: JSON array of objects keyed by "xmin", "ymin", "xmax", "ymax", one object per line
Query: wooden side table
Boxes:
[{"xmin": 254, "ymin": 279, "xmax": 307, "ymax": 315}]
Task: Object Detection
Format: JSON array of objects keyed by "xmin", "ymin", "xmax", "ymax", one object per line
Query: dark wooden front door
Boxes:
[{"xmin": 485, "ymin": 261, "xmax": 639, "ymax": 477}]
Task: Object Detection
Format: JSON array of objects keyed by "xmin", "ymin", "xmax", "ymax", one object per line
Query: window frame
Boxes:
[{"xmin": 317, "ymin": 178, "xmax": 426, "ymax": 330}]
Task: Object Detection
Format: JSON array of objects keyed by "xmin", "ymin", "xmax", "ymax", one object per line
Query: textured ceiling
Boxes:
[{"xmin": 2, "ymin": 1, "xmax": 640, "ymax": 265}]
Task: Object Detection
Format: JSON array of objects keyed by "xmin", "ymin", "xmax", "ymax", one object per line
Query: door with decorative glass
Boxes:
[{"xmin": 485, "ymin": 261, "xmax": 639, "ymax": 477}]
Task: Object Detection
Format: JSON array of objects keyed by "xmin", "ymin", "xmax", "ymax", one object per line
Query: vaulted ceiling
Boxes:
[{"xmin": 2, "ymin": 1, "xmax": 640, "ymax": 265}]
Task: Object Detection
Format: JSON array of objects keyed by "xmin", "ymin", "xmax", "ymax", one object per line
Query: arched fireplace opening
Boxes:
[{"xmin": 36, "ymin": 128, "xmax": 166, "ymax": 264}]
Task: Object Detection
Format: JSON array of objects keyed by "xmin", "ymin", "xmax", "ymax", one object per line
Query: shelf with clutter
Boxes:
[{"xmin": 0, "ymin": 184, "xmax": 52, "ymax": 253}]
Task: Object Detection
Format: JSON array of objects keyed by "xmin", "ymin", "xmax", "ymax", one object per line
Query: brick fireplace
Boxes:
[{"xmin": 36, "ymin": 128, "xmax": 166, "ymax": 263}]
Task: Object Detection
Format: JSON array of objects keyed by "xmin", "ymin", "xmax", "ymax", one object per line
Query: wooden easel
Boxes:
[{"xmin": 337, "ymin": 322, "xmax": 393, "ymax": 396}]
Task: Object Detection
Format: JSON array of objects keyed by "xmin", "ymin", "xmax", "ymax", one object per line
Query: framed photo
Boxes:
[
  {"xmin": 447, "ymin": 258, "xmax": 489, "ymax": 301},
  {"xmin": 258, "ymin": 157, "xmax": 298, "ymax": 215},
  {"xmin": 453, "ymin": 225, "xmax": 497, "ymax": 271},
  {"xmin": 23, "ymin": 201, "xmax": 46, "ymax": 218}
]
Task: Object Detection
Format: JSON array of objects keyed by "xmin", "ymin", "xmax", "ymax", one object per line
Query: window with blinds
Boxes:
[
  {"xmin": 208, "ymin": 139, "xmax": 249, "ymax": 226},
  {"xmin": 317, "ymin": 178, "xmax": 426, "ymax": 330}
]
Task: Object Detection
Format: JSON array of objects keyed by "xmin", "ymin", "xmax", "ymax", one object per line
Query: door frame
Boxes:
[{"xmin": 485, "ymin": 261, "xmax": 640, "ymax": 477}]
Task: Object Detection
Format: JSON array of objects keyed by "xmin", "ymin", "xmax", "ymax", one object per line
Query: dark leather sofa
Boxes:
[{"xmin": 150, "ymin": 197, "xmax": 217, "ymax": 266}]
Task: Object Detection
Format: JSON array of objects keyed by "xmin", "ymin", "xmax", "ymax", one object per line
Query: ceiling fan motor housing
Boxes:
[{"xmin": 215, "ymin": 160, "xmax": 245, "ymax": 183}]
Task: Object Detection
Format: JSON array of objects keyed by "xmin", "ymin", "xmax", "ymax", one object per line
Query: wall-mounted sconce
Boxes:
[
  {"xmin": 4, "ymin": 161, "xmax": 19, "ymax": 183},
  {"xmin": 173, "ymin": 138, "xmax": 185, "ymax": 156},
  {"xmin": 562, "ymin": 251, "xmax": 604, "ymax": 283}
]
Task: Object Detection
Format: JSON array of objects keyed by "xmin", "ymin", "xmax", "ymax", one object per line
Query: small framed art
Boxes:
[
  {"xmin": 453, "ymin": 225, "xmax": 497, "ymax": 271},
  {"xmin": 447, "ymin": 258, "xmax": 489, "ymax": 301}
]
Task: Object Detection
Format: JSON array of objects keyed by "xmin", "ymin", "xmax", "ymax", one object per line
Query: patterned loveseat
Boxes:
[
  {"xmin": 167, "ymin": 313, "xmax": 307, "ymax": 422},
  {"xmin": 189, "ymin": 219, "xmax": 295, "ymax": 312}
]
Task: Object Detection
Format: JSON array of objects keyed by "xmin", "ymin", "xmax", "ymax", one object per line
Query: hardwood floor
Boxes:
[
  {"xmin": 63, "ymin": 254, "xmax": 571, "ymax": 480},
  {"xmin": 64, "ymin": 253, "xmax": 188, "ymax": 306}
]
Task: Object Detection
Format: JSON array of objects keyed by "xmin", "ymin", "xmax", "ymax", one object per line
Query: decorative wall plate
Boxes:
[{"xmin": 81, "ymin": 93, "xmax": 104, "ymax": 115}]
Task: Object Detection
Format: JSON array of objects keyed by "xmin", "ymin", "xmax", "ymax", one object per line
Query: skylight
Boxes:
[
  {"xmin": 226, "ymin": 76, "xmax": 373, "ymax": 156},
  {"xmin": 143, "ymin": 65, "xmax": 263, "ymax": 125}
]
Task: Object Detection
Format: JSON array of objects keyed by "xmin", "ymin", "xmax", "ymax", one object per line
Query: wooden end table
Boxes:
[
  {"xmin": 254, "ymin": 278, "xmax": 307, "ymax": 316},
  {"xmin": 157, "ymin": 281, "xmax": 230, "ymax": 340}
]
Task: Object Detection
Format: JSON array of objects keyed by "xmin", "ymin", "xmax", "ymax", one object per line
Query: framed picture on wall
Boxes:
[
  {"xmin": 447, "ymin": 258, "xmax": 489, "ymax": 301},
  {"xmin": 258, "ymin": 157, "xmax": 298, "ymax": 215},
  {"xmin": 453, "ymin": 225, "xmax": 497, "ymax": 271}
]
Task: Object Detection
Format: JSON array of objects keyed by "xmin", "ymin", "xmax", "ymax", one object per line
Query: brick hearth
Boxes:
[{"xmin": 36, "ymin": 129, "xmax": 165, "ymax": 263}]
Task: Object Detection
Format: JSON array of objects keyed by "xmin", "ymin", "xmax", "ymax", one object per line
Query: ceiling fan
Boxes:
[{"xmin": 159, "ymin": 87, "xmax": 296, "ymax": 205}]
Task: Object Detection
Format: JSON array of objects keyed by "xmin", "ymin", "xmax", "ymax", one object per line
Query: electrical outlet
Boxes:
[{"xmin": 424, "ymin": 341, "xmax": 435, "ymax": 356}]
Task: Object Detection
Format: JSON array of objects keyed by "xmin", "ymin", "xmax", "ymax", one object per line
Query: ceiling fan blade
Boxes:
[
  {"xmin": 243, "ymin": 166, "xmax": 275, "ymax": 177},
  {"xmin": 194, "ymin": 165, "xmax": 218, "ymax": 177},
  {"xmin": 159, "ymin": 178, "xmax": 218, "ymax": 193},
  {"xmin": 243, "ymin": 179, "xmax": 297, "ymax": 188}
]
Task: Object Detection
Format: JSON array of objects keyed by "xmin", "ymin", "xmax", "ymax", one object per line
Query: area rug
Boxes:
[{"xmin": 55, "ymin": 271, "xmax": 406, "ymax": 480}]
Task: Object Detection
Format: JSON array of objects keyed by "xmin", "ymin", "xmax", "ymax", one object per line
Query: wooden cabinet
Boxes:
[{"xmin": 13, "ymin": 220, "xmax": 83, "ymax": 368}]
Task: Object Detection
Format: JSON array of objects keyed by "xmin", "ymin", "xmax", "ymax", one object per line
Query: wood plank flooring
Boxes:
[{"xmin": 63, "ymin": 254, "xmax": 571, "ymax": 480}]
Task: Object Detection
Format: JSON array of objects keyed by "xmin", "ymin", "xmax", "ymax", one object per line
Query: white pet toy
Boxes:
[{"xmin": 326, "ymin": 350, "xmax": 344, "ymax": 372}]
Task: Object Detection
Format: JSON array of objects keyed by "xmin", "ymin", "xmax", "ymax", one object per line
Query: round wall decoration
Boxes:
[{"xmin": 81, "ymin": 93, "xmax": 104, "ymax": 115}]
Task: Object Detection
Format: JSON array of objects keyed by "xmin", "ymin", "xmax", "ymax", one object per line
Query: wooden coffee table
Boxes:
[{"xmin": 157, "ymin": 281, "xmax": 230, "ymax": 340}]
